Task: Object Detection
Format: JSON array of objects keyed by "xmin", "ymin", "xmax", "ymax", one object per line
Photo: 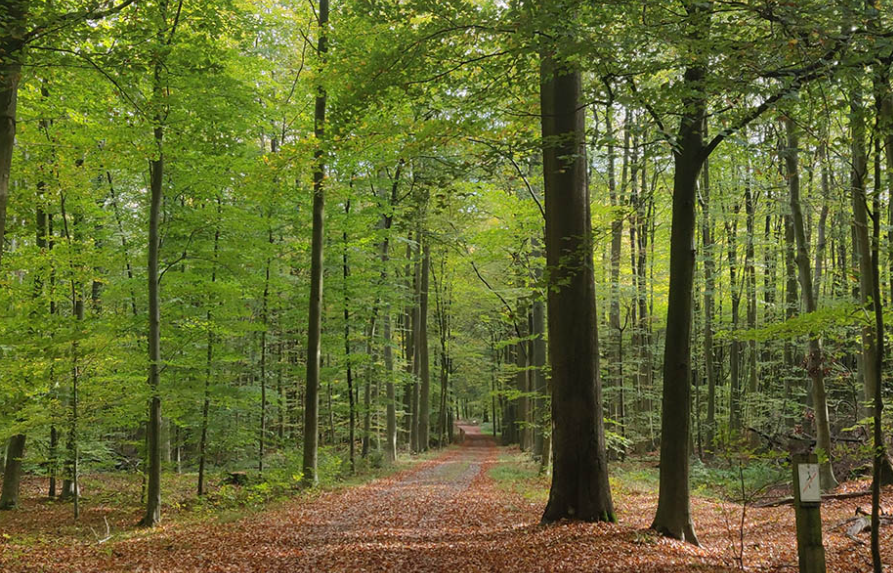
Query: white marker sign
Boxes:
[{"xmin": 798, "ymin": 463, "xmax": 821, "ymax": 503}]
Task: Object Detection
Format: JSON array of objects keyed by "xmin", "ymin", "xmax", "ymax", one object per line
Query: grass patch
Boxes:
[
  {"xmin": 488, "ymin": 449, "xmax": 549, "ymax": 503},
  {"xmin": 609, "ymin": 456, "xmax": 787, "ymax": 502},
  {"xmin": 479, "ymin": 422, "xmax": 499, "ymax": 437}
]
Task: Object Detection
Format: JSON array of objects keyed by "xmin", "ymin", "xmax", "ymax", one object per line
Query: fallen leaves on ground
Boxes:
[{"xmin": 1, "ymin": 425, "xmax": 891, "ymax": 572}]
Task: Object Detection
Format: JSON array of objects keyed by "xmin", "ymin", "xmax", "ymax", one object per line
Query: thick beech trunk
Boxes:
[
  {"xmin": 0, "ymin": 0, "xmax": 26, "ymax": 268},
  {"xmin": 539, "ymin": 45, "xmax": 614, "ymax": 524},
  {"xmin": 0, "ymin": 435, "xmax": 25, "ymax": 509}
]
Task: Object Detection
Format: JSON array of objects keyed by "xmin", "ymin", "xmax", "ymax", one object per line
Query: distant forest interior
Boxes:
[{"xmin": 1, "ymin": 1, "xmax": 893, "ymax": 572}]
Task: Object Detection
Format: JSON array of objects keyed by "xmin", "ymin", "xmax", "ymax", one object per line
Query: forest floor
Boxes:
[{"xmin": 0, "ymin": 424, "xmax": 891, "ymax": 572}]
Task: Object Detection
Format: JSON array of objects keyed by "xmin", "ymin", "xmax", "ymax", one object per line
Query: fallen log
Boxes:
[{"xmin": 753, "ymin": 490, "xmax": 873, "ymax": 508}]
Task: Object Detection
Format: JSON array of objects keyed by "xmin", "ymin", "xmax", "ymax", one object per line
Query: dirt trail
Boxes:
[
  {"xmin": 46, "ymin": 424, "xmax": 722, "ymax": 572},
  {"xmin": 1, "ymin": 425, "xmax": 727, "ymax": 572}
]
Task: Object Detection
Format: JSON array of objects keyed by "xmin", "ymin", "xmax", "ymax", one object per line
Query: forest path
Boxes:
[
  {"xmin": 82, "ymin": 423, "xmax": 725, "ymax": 572},
  {"xmin": 4, "ymin": 428, "xmax": 891, "ymax": 572},
  {"xmin": 5, "ymin": 425, "xmax": 732, "ymax": 572}
]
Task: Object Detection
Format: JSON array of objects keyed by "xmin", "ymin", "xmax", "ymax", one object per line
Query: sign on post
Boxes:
[
  {"xmin": 798, "ymin": 463, "xmax": 821, "ymax": 503},
  {"xmin": 792, "ymin": 453, "xmax": 826, "ymax": 573}
]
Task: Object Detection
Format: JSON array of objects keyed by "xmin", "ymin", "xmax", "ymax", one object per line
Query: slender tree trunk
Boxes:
[
  {"xmin": 277, "ymin": 341, "xmax": 285, "ymax": 442},
  {"xmin": 651, "ymin": 50, "xmax": 707, "ymax": 543},
  {"xmin": 515, "ymin": 300, "xmax": 530, "ymax": 451},
  {"xmin": 259, "ymin": 229, "xmax": 272, "ymax": 474},
  {"xmin": 726, "ymin": 205, "xmax": 741, "ymax": 436},
  {"xmin": 783, "ymin": 210, "xmax": 799, "ymax": 420},
  {"xmin": 607, "ymin": 102, "xmax": 623, "ymax": 425},
  {"xmin": 814, "ymin": 144, "xmax": 830, "ymax": 299},
  {"xmin": 342, "ymin": 200, "xmax": 356, "ymax": 473},
  {"xmin": 786, "ymin": 116, "xmax": 838, "ymax": 490},
  {"xmin": 302, "ymin": 0, "xmax": 329, "ymax": 486},
  {"xmin": 700, "ymin": 148, "xmax": 717, "ymax": 454},
  {"xmin": 139, "ymin": 37, "xmax": 167, "ymax": 524},
  {"xmin": 409, "ymin": 252, "xmax": 421, "ymax": 452},
  {"xmin": 68, "ymin": 277, "xmax": 83, "ymax": 519},
  {"xmin": 197, "ymin": 200, "xmax": 221, "ymax": 497},
  {"xmin": 380, "ymin": 170, "xmax": 399, "ymax": 463},
  {"xmin": 48, "ymin": 426, "xmax": 58, "ymax": 498},
  {"xmin": 362, "ymin": 317, "xmax": 374, "ymax": 458},
  {"xmin": 539, "ymin": 36, "xmax": 614, "ymax": 524},
  {"xmin": 401, "ymin": 240, "xmax": 415, "ymax": 449},
  {"xmin": 531, "ymin": 238, "xmax": 547, "ymax": 460},
  {"xmin": 417, "ymin": 243, "xmax": 431, "ymax": 451}
]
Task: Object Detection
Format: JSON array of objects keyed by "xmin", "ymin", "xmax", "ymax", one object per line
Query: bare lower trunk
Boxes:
[
  {"xmin": 539, "ymin": 43, "xmax": 614, "ymax": 524},
  {"xmin": 0, "ymin": 435, "xmax": 25, "ymax": 510},
  {"xmin": 140, "ymin": 118, "xmax": 164, "ymax": 526}
]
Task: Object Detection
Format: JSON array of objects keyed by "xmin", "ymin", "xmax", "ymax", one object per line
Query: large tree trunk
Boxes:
[
  {"xmin": 0, "ymin": 1, "xmax": 26, "ymax": 268},
  {"xmin": 0, "ymin": 435, "xmax": 26, "ymax": 510},
  {"xmin": 302, "ymin": 0, "xmax": 328, "ymax": 486},
  {"xmin": 651, "ymin": 58, "xmax": 706, "ymax": 544},
  {"xmin": 785, "ymin": 116, "xmax": 838, "ymax": 491},
  {"xmin": 539, "ymin": 41, "xmax": 614, "ymax": 524}
]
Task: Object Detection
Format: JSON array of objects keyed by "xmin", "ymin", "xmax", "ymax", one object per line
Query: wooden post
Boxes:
[{"xmin": 792, "ymin": 453, "xmax": 826, "ymax": 573}]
